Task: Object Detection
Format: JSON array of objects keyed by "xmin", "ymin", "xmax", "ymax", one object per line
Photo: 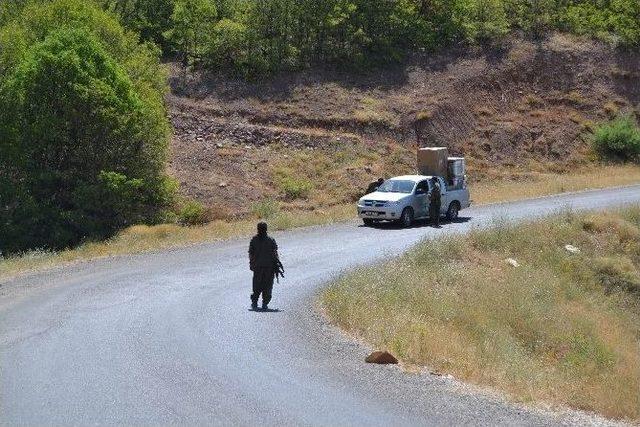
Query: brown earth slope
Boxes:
[{"xmin": 166, "ymin": 34, "xmax": 640, "ymax": 217}]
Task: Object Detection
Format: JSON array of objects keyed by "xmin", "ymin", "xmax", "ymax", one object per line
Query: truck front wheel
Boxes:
[{"xmin": 399, "ymin": 207, "xmax": 414, "ymax": 228}]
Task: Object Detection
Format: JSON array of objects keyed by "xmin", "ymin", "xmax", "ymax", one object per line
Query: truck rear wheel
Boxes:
[
  {"xmin": 363, "ymin": 218, "xmax": 375, "ymax": 226},
  {"xmin": 446, "ymin": 202, "xmax": 460, "ymax": 221},
  {"xmin": 399, "ymin": 207, "xmax": 414, "ymax": 228}
]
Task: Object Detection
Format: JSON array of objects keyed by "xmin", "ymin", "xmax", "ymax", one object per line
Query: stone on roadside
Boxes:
[
  {"xmin": 365, "ymin": 351, "xmax": 398, "ymax": 364},
  {"xmin": 219, "ymin": 182, "xmax": 228, "ymax": 188},
  {"xmin": 564, "ymin": 244, "xmax": 580, "ymax": 254},
  {"xmin": 505, "ymin": 258, "xmax": 520, "ymax": 268}
]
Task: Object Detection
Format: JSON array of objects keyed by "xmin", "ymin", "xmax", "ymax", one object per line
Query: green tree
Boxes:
[
  {"xmin": 99, "ymin": 0, "xmax": 176, "ymax": 51},
  {"xmin": 165, "ymin": 0, "xmax": 218, "ymax": 64},
  {"xmin": 462, "ymin": 0, "xmax": 510, "ymax": 43},
  {"xmin": 610, "ymin": 0, "xmax": 640, "ymax": 46},
  {"xmin": 505, "ymin": 0, "xmax": 558, "ymax": 38},
  {"xmin": 206, "ymin": 18, "xmax": 267, "ymax": 76},
  {"xmin": 0, "ymin": 29, "xmax": 173, "ymax": 253}
]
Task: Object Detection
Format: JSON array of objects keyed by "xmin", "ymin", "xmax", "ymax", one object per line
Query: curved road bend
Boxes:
[{"xmin": 2, "ymin": 185, "xmax": 639, "ymax": 426}]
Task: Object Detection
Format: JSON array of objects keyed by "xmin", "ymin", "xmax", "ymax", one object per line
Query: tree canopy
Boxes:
[{"xmin": 0, "ymin": 2, "xmax": 173, "ymax": 253}]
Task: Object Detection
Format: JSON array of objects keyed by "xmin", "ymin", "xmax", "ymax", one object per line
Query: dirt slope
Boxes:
[{"xmin": 166, "ymin": 34, "xmax": 640, "ymax": 216}]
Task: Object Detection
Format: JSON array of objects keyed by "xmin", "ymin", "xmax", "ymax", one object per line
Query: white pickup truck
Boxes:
[{"xmin": 357, "ymin": 175, "xmax": 471, "ymax": 227}]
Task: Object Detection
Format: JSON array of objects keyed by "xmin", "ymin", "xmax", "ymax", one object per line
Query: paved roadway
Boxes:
[{"xmin": 2, "ymin": 185, "xmax": 639, "ymax": 426}]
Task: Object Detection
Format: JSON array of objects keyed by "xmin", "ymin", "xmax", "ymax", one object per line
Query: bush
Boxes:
[
  {"xmin": 279, "ymin": 176, "xmax": 313, "ymax": 200},
  {"xmin": 250, "ymin": 199, "xmax": 280, "ymax": 219},
  {"xmin": 592, "ymin": 115, "xmax": 640, "ymax": 161},
  {"xmin": 0, "ymin": 27, "xmax": 173, "ymax": 253},
  {"xmin": 178, "ymin": 200, "xmax": 208, "ymax": 225}
]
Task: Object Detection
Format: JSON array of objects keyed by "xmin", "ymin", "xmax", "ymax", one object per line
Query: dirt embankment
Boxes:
[{"xmin": 166, "ymin": 34, "xmax": 640, "ymax": 216}]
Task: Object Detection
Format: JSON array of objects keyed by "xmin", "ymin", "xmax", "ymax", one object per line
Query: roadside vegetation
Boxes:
[
  {"xmin": 2, "ymin": 164, "xmax": 640, "ymax": 282},
  {"xmin": 321, "ymin": 207, "xmax": 640, "ymax": 420},
  {"xmin": 592, "ymin": 114, "xmax": 640, "ymax": 161},
  {"xmin": 4, "ymin": 0, "xmax": 640, "ymax": 78},
  {"xmin": 0, "ymin": 0, "xmax": 174, "ymax": 254}
]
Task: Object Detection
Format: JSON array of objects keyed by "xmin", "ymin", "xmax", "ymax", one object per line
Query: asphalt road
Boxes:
[{"xmin": 2, "ymin": 185, "xmax": 640, "ymax": 426}]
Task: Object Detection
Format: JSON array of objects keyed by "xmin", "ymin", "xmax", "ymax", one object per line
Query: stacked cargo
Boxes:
[
  {"xmin": 447, "ymin": 157, "xmax": 466, "ymax": 190},
  {"xmin": 417, "ymin": 147, "xmax": 466, "ymax": 189},
  {"xmin": 417, "ymin": 147, "xmax": 449, "ymax": 176}
]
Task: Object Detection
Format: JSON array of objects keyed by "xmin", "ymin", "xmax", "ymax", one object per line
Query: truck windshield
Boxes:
[{"xmin": 377, "ymin": 180, "xmax": 415, "ymax": 194}]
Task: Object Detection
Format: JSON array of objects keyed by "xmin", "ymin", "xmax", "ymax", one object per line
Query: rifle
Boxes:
[{"xmin": 274, "ymin": 259, "xmax": 285, "ymax": 283}]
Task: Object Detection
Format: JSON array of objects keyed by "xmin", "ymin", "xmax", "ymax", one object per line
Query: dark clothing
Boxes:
[
  {"xmin": 252, "ymin": 267, "xmax": 274, "ymax": 306},
  {"xmin": 365, "ymin": 181, "xmax": 382, "ymax": 195},
  {"xmin": 249, "ymin": 235, "xmax": 278, "ymax": 269},
  {"xmin": 249, "ymin": 234, "xmax": 279, "ymax": 306},
  {"xmin": 430, "ymin": 181, "xmax": 442, "ymax": 227},
  {"xmin": 429, "ymin": 202, "xmax": 441, "ymax": 226}
]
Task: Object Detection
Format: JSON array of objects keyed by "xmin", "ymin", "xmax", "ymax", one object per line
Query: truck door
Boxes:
[
  {"xmin": 438, "ymin": 177, "xmax": 448, "ymax": 214},
  {"xmin": 414, "ymin": 180, "xmax": 429, "ymax": 218}
]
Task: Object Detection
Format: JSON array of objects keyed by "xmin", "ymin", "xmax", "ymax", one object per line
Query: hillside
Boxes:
[{"xmin": 167, "ymin": 34, "xmax": 640, "ymax": 217}]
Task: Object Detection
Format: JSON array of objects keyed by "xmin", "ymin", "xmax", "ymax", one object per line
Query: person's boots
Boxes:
[
  {"xmin": 262, "ymin": 302, "xmax": 268, "ymax": 310},
  {"xmin": 251, "ymin": 299, "xmax": 258, "ymax": 310}
]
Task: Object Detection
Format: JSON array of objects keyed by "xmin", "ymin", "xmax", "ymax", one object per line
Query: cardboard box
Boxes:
[{"xmin": 417, "ymin": 147, "xmax": 449, "ymax": 176}]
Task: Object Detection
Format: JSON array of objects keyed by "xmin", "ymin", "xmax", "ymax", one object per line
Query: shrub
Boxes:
[
  {"xmin": 0, "ymin": 28, "xmax": 173, "ymax": 253},
  {"xmin": 177, "ymin": 200, "xmax": 208, "ymax": 225},
  {"xmin": 278, "ymin": 176, "xmax": 313, "ymax": 200},
  {"xmin": 592, "ymin": 115, "xmax": 640, "ymax": 161},
  {"xmin": 250, "ymin": 199, "xmax": 280, "ymax": 219}
]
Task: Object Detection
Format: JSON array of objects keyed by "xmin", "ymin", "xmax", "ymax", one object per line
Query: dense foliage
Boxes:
[
  {"xmin": 94, "ymin": 0, "xmax": 640, "ymax": 76},
  {"xmin": 593, "ymin": 115, "xmax": 640, "ymax": 161},
  {"xmin": 0, "ymin": 0, "xmax": 173, "ymax": 253}
]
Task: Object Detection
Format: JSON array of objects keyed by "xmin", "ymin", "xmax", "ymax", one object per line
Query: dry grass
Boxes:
[
  {"xmin": 353, "ymin": 97, "xmax": 398, "ymax": 126},
  {"xmin": 322, "ymin": 207, "xmax": 640, "ymax": 421},
  {"xmin": 0, "ymin": 204, "xmax": 353, "ymax": 281},
  {"xmin": 2, "ymin": 164, "xmax": 640, "ymax": 282},
  {"xmin": 473, "ymin": 164, "xmax": 640, "ymax": 205}
]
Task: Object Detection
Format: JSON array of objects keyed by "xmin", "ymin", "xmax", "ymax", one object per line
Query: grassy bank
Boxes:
[
  {"xmin": 473, "ymin": 164, "xmax": 640, "ymax": 205},
  {"xmin": 2, "ymin": 164, "xmax": 640, "ymax": 282},
  {"xmin": 321, "ymin": 207, "xmax": 640, "ymax": 420}
]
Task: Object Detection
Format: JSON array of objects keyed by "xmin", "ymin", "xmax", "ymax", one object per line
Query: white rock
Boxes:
[
  {"xmin": 506, "ymin": 258, "xmax": 520, "ymax": 268},
  {"xmin": 564, "ymin": 244, "xmax": 580, "ymax": 254},
  {"xmin": 219, "ymin": 182, "xmax": 228, "ymax": 188}
]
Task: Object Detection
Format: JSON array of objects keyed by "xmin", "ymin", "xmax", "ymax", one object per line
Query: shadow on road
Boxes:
[
  {"xmin": 359, "ymin": 216, "xmax": 472, "ymax": 230},
  {"xmin": 248, "ymin": 308, "xmax": 283, "ymax": 313}
]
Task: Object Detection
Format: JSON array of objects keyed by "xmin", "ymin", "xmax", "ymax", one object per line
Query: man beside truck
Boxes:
[{"xmin": 429, "ymin": 176, "xmax": 441, "ymax": 227}]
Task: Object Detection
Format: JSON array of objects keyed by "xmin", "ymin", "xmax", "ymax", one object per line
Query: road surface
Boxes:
[{"xmin": 2, "ymin": 185, "xmax": 639, "ymax": 426}]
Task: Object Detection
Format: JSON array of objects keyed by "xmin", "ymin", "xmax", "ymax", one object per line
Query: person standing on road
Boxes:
[
  {"xmin": 429, "ymin": 177, "xmax": 442, "ymax": 228},
  {"xmin": 249, "ymin": 222, "xmax": 280, "ymax": 310}
]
